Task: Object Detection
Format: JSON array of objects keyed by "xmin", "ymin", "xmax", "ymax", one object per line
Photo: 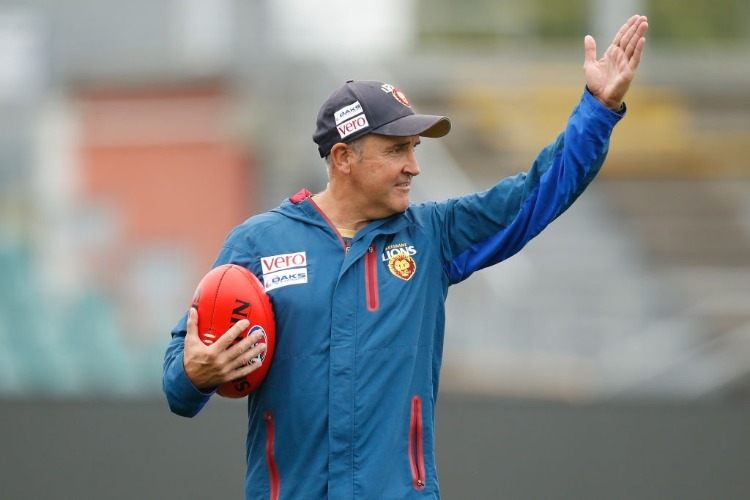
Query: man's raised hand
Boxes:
[{"xmin": 584, "ymin": 15, "xmax": 649, "ymax": 111}]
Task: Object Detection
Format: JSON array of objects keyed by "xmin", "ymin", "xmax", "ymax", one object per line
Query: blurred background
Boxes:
[{"xmin": 1, "ymin": 0, "xmax": 749, "ymax": 498}]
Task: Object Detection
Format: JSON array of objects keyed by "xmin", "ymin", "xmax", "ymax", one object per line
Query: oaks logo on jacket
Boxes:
[
  {"xmin": 382, "ymin": 243, "xmax": 417, "ymax": 281},
  {"xmin": 260, "ymin": 251, "xmax": 307, "ymax": 291}
]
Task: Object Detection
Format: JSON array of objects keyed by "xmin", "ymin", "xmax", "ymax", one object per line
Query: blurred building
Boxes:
[{"xmin": 0, "ymin": 0, "xmax": 749, "ymax": 402}]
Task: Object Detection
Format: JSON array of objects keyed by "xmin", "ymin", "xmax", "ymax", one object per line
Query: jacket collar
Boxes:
[{"xmin": 274, "ymin": 188, "xmax": 411, "ymax": 239}]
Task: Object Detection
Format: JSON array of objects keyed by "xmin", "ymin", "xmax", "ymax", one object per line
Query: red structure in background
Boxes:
[{"xmin": 76, "ymin": 83, "xmax": 254, "ymax": 337}]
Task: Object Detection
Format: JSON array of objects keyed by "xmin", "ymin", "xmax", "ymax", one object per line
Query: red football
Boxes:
[{"xmin": 190, "ymin": 264, "xmax": 276, "ymax": 398}]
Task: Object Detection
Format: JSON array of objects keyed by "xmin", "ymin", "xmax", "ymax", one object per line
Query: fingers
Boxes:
[
  {"xmin": 617, "ymin": 16, "xmax": 648, "ymax": 56},
  {"xmin": 621, "ymin": 18, "xmax": 648, "ymax": 77},
  {"xmin": 614, "ymin": 14, "xmax": 647, "ymax": 49},
  {"xmin": 583, "ymin": 35, "xmax": 597, "ymax": 65},
  {"xmin": 187, "ymin": 307, "xmax": 251, "ymax": 353},
  {"xmin": 231, "ymin": 339, "xmax": 268, "ymax": 373},
  {"xmin": 585, "ymin": 15, "xmax": 647, "ymax": 66},
  {"xmin": 185, "ymin": 307, "xmax": 200, "ymax": 344},
  {"xmin": 623, "ymin": 17, "xmax": 648, "ymax": 59},
  {"xmin": 213, "ymin": 318, "xmax": 251, "ymax": 350},
  {"xmin": 612, "ymin": 16, "xmax": 638, "ymax": 45},
  {"xmin": 630, "ymin": 36, "xmax": 646, "ymax": 71},
  {"xmin": 231, "ymin": 357, "xmax": 266, "ymax": 381},
  {"xmin": 196, "ymin": 311, "xmax": 266, "ymax": 366},
  {"xmin": 182, "ymin": 308, "xmax": 267, "ymax": 389},
  {"xmin": 226, "ymin": 327, "xmax": 267, "ymax": 369}
]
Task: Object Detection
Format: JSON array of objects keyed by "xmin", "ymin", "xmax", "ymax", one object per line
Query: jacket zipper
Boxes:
[
  {"xmin": 409, "ymin": 396, "xmax": 426, "ymax": 490},
  {"xmin": 264, "ymin": 411, "xmax": 280, "ymax": 500},
  {"xmin": 310, "ymin": 195, "xmax": 379, "ymax": 310},
  {"xmin": 365, "ymin": 244, "xmax": 379, "ymax": 312}
]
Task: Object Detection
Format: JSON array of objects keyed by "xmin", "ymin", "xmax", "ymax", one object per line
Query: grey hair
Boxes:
[{"xmin": 324, "ymin": 136, "xmax": 366, "ymax": 169}]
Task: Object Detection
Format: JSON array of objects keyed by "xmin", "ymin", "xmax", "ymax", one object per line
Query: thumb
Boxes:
[
  {"xmin": 185, "ymin": 307, "xmax": 200, "ymax": 344},
  {"xmin": 584, "ymin": 35, "xmax": 597, "ymax": 65}
]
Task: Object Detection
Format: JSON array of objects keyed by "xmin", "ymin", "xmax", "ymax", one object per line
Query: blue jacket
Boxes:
[{"xmin": 163, "ymin": 89, "xmax": 623, "ymax": 499}]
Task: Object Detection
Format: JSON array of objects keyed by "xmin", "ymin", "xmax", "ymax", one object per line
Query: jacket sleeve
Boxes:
[
  {"xmin": 440, "ymin": 88, "xmax": 624, "ymax": 284},
  {"xmin": 162, "ymin": 313, "xmax": 215, "ymax": 417},
  {"xmin": 162, "ymin": 224, "xmax": 260, "ymax": 417}
]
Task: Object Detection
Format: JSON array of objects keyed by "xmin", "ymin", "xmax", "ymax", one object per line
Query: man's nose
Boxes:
[{"xmin": 405, "ymin": 151, "xmax": 420, "ymax": 176}]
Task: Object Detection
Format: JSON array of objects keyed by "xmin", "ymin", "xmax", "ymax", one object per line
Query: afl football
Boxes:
[{"xmin": 191, "ymin": 264, "xmax": 276, "ymax": 397}]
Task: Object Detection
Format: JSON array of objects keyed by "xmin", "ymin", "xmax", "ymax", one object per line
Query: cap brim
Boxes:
[{"xmin": 371, "ymin": 114, "xmax": 451, "ymax": 139}]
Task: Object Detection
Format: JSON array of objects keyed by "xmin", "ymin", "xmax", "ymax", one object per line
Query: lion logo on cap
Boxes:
[{"xmin": 381, "ymin": 83, "xmax": 411, "ymax": 108}]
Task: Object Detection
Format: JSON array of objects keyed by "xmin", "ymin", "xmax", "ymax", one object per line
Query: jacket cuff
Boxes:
[
  {"xmin": 582, "ymin": 87, "xmax": 627, "ymax": 120},
  {"xmin": 164, "ymin": 351, "xmax": 214, "ymax": 417}
]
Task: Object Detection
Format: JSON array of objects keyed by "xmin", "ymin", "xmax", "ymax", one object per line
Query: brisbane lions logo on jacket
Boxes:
[{"xmin": 382, "ymin": 243, "xmax": 417, "ymax": 281}]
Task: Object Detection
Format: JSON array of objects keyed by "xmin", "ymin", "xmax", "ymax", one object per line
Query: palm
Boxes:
[{"xmin": 584, "ymin": 15, "xmax": 648, "ymax": 110}]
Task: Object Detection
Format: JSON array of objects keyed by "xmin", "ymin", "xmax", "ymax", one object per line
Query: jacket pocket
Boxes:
[
  {"xmin": 408, "ymin": 396, "xmax": 426, "ymax": 490},
  {"xmin": 365, "ymin": 244, "xmax": 379, "ymax": 312},
  {"xmin": 264, "ymin": 411, "xmax": 280, "ymax": 500}
]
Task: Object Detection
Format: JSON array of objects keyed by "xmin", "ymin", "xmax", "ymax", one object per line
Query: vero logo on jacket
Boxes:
[{"xmin": 261, "ymin": 251, "xmax": 308, "ymax": 291}]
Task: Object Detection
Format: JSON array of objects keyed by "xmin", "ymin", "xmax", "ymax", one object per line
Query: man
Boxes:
[{"xmin": 164, "ymin": 15, "xmax": 648, "ymax": 499}]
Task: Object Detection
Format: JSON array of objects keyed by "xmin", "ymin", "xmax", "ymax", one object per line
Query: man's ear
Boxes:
[{"xmin": 330, "ymin": 143, "xmax": 353, "ymax": 175}]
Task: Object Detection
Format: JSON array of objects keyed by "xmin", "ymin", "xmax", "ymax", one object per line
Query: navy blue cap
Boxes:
[{"xmin": 312, "ymin": 80, "xmax": 451, "ymax": 158}]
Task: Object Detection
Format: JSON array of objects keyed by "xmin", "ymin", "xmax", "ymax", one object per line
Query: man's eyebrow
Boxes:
[{"xmin": 390, "ymin": 139, "xmax": 420, "ymax": 150}]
